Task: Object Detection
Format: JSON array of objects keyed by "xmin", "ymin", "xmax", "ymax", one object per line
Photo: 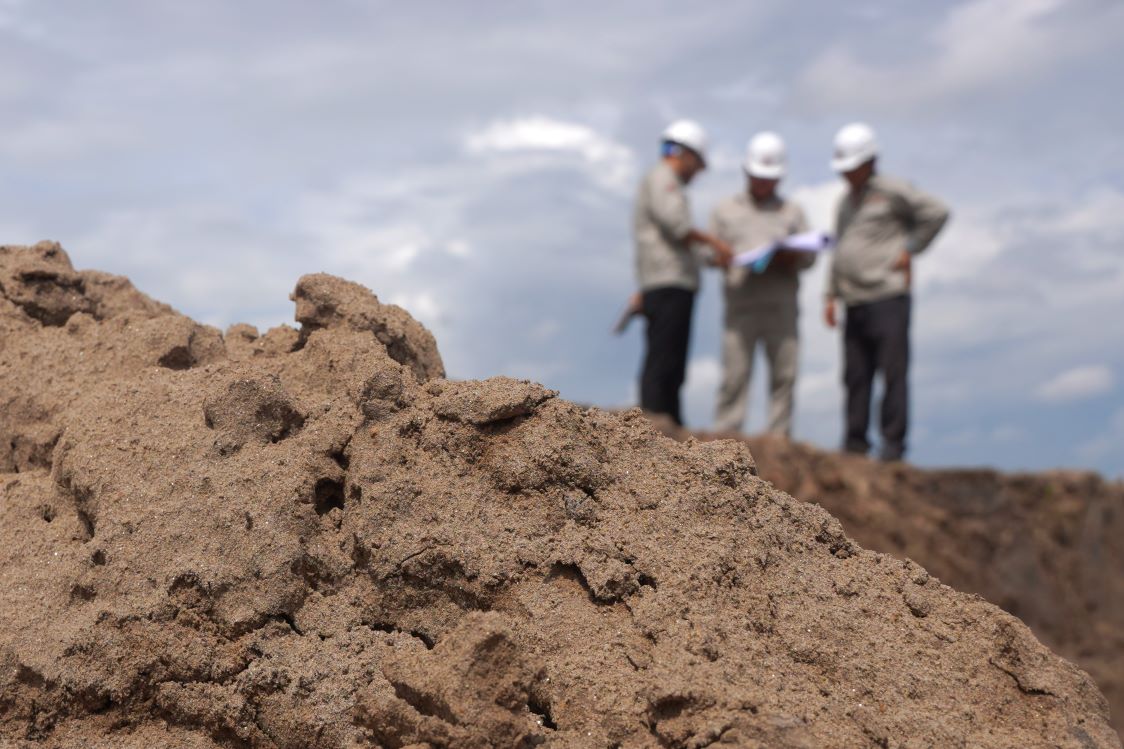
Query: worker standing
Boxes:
[
  {"xmin": 824, "ymin": 123, "xmax": 950, "ymax": 461},
  {"xmin": 633, "ymin": 120, "xmax": 733, "ymax": 426},
  {"xmin": 712, "ymin": 132, "xmax": 813, "ymax": 437}
]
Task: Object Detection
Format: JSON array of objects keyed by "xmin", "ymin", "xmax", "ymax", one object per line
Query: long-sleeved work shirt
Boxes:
[
  {"xmin": 633, "ymin": 161, "xmax": 700, "ymax": 292},
  {"xmin": 826, "ymin": 173, "xmax": 950, "ymax": 306},
  {"xmin": 710, "ymin": 192, "xmax": 811, "ymax": 310}
]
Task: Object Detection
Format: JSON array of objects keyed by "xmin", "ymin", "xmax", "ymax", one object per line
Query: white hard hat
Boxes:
[
  {"xmin": 744, "ymin": 131, "xmax": 787, "ymax": 179},
  {"xmin": 831, "ymin": 122, "xmax": 878, "ymax": 173},
  {"xmin": 661, "ymin": 119, "xmax": 708, "ymax": 165}
]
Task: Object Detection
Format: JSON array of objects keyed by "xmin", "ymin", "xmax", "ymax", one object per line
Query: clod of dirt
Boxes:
[
  {"xmin": 0, "ymin": 242, "xmax": 94, "ymax": 326},
  {"xmin": 0, "ymin": 243, "xmax": 223, "ymax": 473},
  {"xmin": 431, "ymin": 377, "xmax": 557, "ymax": 425},
  {"xmin": 291, "ymin": 273, "xmax": 444, "ymax": 382},
  {"xmin": 203, "ymin": 377, "xmax": 305, "ymax": 455},
  {"xmin": 0, "ymin": 243, "xmax": 1120, "ymax": 749},
  {"xmin": 358, "ymin": 612, "xmax": 544, "ymax": 748},
  {"xmin": 224, "ymin": 323, "xmax": 302, "ymax": 362}
]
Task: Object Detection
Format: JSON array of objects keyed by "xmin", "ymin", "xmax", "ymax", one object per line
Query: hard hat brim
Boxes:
[
  {"xmin": 831, "ymin": 153, "xmax": 873, "ymax": 174},
  {"xmin": 745, "ymin": 162, "xmax": 785, "ymax": 179}
]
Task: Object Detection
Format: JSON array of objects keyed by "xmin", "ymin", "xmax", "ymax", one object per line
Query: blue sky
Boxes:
[{"xmin": 2, "ymin": 0, "xmax": 1122, "ymax": 476}]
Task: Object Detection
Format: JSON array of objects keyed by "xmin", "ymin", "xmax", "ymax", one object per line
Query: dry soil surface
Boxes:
[
  {"xmin": 0, "ymin": 242, "xmax": 1118, "ymax": 748},
  {"xmin": 737, "ymin": 436, "xmax": 1124, "ymax": 740}
]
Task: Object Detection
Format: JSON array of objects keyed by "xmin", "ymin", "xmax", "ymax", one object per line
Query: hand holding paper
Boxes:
[{"xmin": 732, "ymin": 231, "xmax": 834, "ymax": 273}]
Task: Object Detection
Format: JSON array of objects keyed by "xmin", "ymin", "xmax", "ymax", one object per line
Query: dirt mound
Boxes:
[
  {"xmin": 0, "ymin": 241, "xmax": 224, "ymax": 473},
  {"xmin": 729, "ymin": 435, "xmax": 1124, "ymax": 739},
  {"xmin": 0, "ymin": 243, "xmax": 1119, "ymax": 748}
]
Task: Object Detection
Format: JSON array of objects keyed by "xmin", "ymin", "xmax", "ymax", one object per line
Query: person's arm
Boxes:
[
  {"xmin": 648, "ymin": 174, "xmax": 694, "ymax": 245},
  {"xmin": 648, "ymin": 176, "xmax": 732, "ymax": 267},
  {"xmin": 885, "ymin": 182, "xmax": 949, "ymax": 285},
  {"xmin": 686, "ymin": 228, "xmax": 733, "ymax": 268},
  {"xmin": 612, "ymin": 291, "xmax": 644, "ymax": 335},
  {"xmin": 700, "ymin": 210, "xmax": 734, "ymax": 269},
  {"xmin": 894, "ymin": 182, "xmax": 951, "ymax": 257},
  {"xmin": 824, "ymin": 253, "xmax": 841, "ymax": 328},
  {"xmin": 824, "ymin": 272, "xmax": 840, "ymax": 328}
]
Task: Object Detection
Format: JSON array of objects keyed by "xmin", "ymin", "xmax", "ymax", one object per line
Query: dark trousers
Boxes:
[
  {"xmin": 843, "ymin": 294, "xmax": 911, "ymax": 460},
  {"xmin": 640, "ymin": 287, "xmax": 695, "ymax": 426}
]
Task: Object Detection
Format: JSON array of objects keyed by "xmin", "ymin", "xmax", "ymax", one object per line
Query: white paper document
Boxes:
[{"xmin": 732, "ymin": 231, "xmax": 834, "ymax": 272}]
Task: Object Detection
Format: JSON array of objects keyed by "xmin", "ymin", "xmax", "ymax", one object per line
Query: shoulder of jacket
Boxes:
[{"xmin": 871, "ymin": 173, "xmax": 916, "ymax": 196}]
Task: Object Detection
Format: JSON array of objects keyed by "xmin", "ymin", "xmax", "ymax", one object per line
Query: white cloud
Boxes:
[
  {"xmin": 72, "ymin": 204, "xmax": 299, "ymax": 330},
  {"xmin": 0, "ymin": 0, "xmax": 41, "ymax": 38},
  {"xmin": 292, "ymin": 170, "xmax": 471, "ymax": 283},
  {"xmin": 324, "ymin": 222, "xmax": 431, "ymax": 277},
  {"xmin": 700, "ymin": 143, "xmax": 746, "ymax": 175},
  {"xmin": 445, "ymin": 239, "xmax": 472, "ymax": 258},
  {"xmin": 683, "ymin": 355, "xmax": 721, "ymax": 428},
  {"xmin": 921, "ymin": 186, "xmax": 1124, "ymax": 357},
  {"xmin": 707, "ymin": 73, "xmax": 781, "ymax": 106},
  {"xmin": 914, "ymin": 207, "xmax": 1005, "ymax": 288},
  {"xmin": 0, "ymin": 0, "xmax": 1121, "ymax": 477},
  {"xmin": 464, "ymin": 116, "xmax": 635, "ymax": 193},
  {"xmin": 384, "ymin": 240, "xmax": 422, "ymax": 273},
  {"xmin": 795, "ymin": 368, "xmax": 838, "ymax": 415},
  {"xmin": 1035, "ymin": 365, "xmax": 1115, "ymax": 403},
  {"xmin": 1039, "ymin": 187, "xmax": 1124, "ymax": 237},
  {"xmin": 797, "ymin": 0, "xmax": 1123, "ymax": 111},
  {"xmin": 927, "ymin": 0, "xmax": 1070, "ymax": 87},
  {"xmin": 0, "ymin": 112, "xmax": 138, "ymax": 163},
  {"xmin": 387, "ymin": 291, "xmax": 443, "ymax": 327}
]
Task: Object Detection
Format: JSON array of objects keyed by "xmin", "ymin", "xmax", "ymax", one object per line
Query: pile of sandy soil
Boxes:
[
  {"xmin": 733, "ymin": 436, "xmax": 1124, "ymax": 739},
  {"xmin": 0, "ymin": 242, "xmax": 1119, "ymax": 748}
]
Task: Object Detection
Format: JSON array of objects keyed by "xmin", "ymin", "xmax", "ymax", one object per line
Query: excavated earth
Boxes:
[
  {"xmin": 734, "ymin": 437, "xmax": 1124, "ymax": 739},
  {"xmin": 0, "ymin": 242, "xmax": 1120, "ymax": 748}
]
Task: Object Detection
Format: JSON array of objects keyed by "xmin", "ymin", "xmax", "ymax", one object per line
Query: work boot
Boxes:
[{"xmin": 879, "ymin": 445, "xmax": 905, "ymax": 462}]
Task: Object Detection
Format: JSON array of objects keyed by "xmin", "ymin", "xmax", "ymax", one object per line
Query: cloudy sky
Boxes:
[{"xmin": 3, "ymin": 0, "xmax": 1122, "ymax": 476}]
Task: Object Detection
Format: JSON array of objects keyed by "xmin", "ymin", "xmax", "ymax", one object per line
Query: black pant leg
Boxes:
[
  {"xmin": 640, "ymin": 287, "xmax": 695, "ymax": 425},
  {"xmin": 640, "ymin": 288, "xmax": 671, "ymax": 416},
  {"xmin": 666, "ymin": 290, "xmax": 694, "ymax": 425},
  {"xmin": 875, "ymin": 295, "xmax": 911, "ymax": 460},
  {"xmin": 843, "ymin": 303, "xmax": 875, "ymax": 454}
]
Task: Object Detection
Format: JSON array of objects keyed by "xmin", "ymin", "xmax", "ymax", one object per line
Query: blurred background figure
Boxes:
[
  {"xmin": 824, "ymin": 123, "xmax": 950, "ymax": 461},
  {"xmin": 632, "ymin": 120, "xmax": 732, "ymax": 426},
  {"xmin": 712, "ymin": 132, "xmax": 813, "ymax": 437},
  {"xmin": 4, "ymin": 2, "xmax": 1120, "ymax": 478}
]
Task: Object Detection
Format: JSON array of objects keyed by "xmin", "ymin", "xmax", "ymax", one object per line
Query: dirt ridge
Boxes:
[
  {"xmin": 0, "ymin": 242, "xmax": 1118, "ymax": 748},
  {"xmin": 734, "ymin": 435, "xmax": 1124, "ymax": 739}
]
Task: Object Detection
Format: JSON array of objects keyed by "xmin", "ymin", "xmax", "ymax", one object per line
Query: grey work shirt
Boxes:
[
  {"xmin": 633, "ymin": 161, "xmax": 700, "ymax": 292},
  {"xmin": 826, "ymin": 173, "xmax": 950, "ymax": 306},
  {"xmin": 710, "ymin": 192, "xmax": 811, "ymax": 309}
]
